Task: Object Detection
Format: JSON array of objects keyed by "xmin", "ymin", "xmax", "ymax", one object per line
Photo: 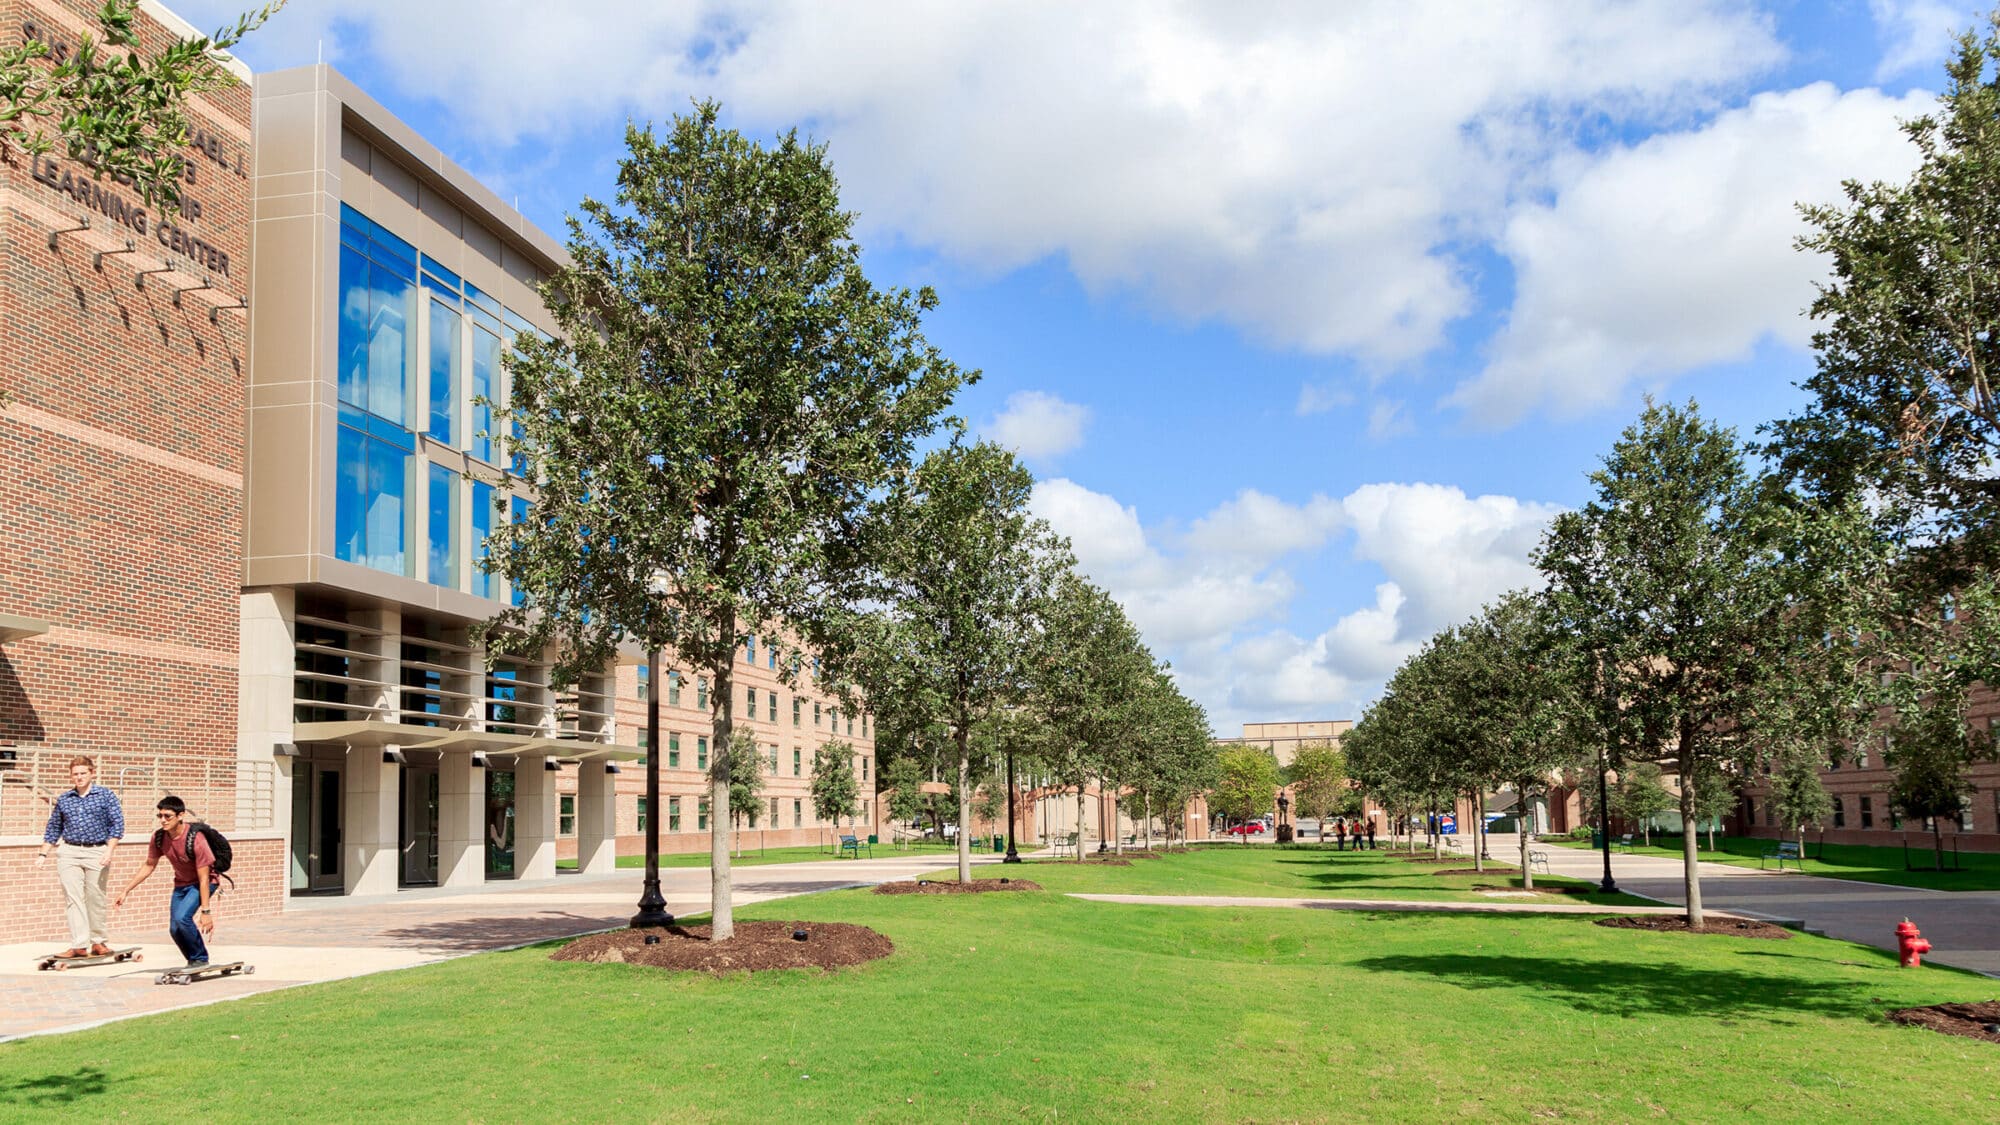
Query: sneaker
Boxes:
[
  {"xmin": 90, "ymin": 943, "xmax": 113, "ymax": 956},
  {"xmin": 55, "ymin": 948, "xmax": 89, "ymax": 959}
]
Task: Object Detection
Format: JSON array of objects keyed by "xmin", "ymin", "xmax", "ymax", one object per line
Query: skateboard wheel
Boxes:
[
  {"xmin": 154, "ymin": 974, "xmax": 167, "ymax": 984},
  {"xmin": 52, "ymin": 962, "xmax": 66, "ymax": 972},
  {"xmin": 243, "ymin": 965, "xmax": 256, "ymax": 975},
  {"xmin": 133, "ymin": 953, "xmax": 143, "ymax": 962}
]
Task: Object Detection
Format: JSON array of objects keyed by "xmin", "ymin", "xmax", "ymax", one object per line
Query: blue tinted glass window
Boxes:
[
  {"xmin": 428, "ymin": 299, "xmax": 461, "ymax": 444},
  {"xmin": 366, "ymin": 269, "xmax": 412, "ymax": 426},
  {"xmin": 471, "ymin": 324, "xmax": 500, "ymax": 463},
  {"xmin": 427, "ymin": 462, "xmax": 458, "ymax": 589},
  {"xmin": 419, "ymin": 254, "xmax": 463, "ymax": 294},
  {"xmin": 337, "ymin": 245, "xmax": 371, "ymax": 410},
  {"xmin": 334, "ymin": 421, "xmax": 410, "ymax": 576},
  {"xmin": 471, "ymin": 480, "xmax": 495, "ymax": 599}
]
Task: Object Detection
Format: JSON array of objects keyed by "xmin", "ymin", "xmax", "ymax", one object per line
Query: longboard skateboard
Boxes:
[
  {"xmin": 35, "ymin": 947, "xmax": 142, "ymax": 971},
  {"xmin": 155, "ymin": 961, "xmax": 253, "ymax": 986}
]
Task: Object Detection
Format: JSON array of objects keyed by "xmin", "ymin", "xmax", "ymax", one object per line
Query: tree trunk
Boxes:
[
  {"xmin": 1519, "ymin": 804, "xmax": 1534, "ymax": 891},
  {"xmin": 711, "ymin": 625, "xmax": 736, "ymax": 941},
  {"xmin": 1473, "ymin": 790, "xmax": 1488, "ymax": 873},
  {"xmin": 1934, "ymin": 820, "xmax": 1945, "ymax": 872},
  {"xmin": 1678, "ymin": 723, "xmax": 1704, "ymax": 930},
  {"xmin": 1144, "ymin": 794, "xmax": 1154, "ymax": 851},
  {"xmin": 1112, "ymin": 777, "xmax": 1124, "ymax": 856},
  {"xmin": 955, "ymin": 721, "xmax": 972, "ymax": 884},
  {"xmin": 1075, "ymin": 786, "xmax": 1087, "ymax": 863}
]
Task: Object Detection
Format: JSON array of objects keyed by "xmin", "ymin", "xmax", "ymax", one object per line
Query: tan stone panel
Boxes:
[
  {"xmin": 247, "ymin": 214, "xmax": 326, "ymax": 386},
  {"xmin": 253, "ymin": 90, "xmax": 323, "ymax": 179},
  {"xmin": 247, "ymin": 403, "xmax": 319, "ymax": 564}
]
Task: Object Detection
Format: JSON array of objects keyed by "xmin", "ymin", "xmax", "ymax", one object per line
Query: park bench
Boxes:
[
  {"xmin": 1761, "ymin": 840, "xmax": 1802, "ymax": 871},
  {"xmin": 1528, "ymin": 849, "xmax": 1550, "ymax": 874},
  {"xmin": 839, "ymin": 834, "xmax": 872, "ymax": 859},
  {"xmin": 1616, "ymin": 834, "xmax": 1634, "ymax": 851}
]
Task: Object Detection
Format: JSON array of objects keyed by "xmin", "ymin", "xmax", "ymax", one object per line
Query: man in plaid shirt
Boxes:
[{"xmin": 36, "ymin": 756, "xmax": 126, "ymax": 958}]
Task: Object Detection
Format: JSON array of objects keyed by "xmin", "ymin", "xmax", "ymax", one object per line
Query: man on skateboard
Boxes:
[
  {"xmin": 113, "ymin": 796, "xmax": 220, "ymax": 968},
  {"xmin": 36, "ymin": 756, "xmax": 125, "ymax": 960}
]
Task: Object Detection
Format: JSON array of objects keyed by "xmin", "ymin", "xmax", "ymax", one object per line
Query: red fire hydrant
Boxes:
[{"xmin": 1896, "ymin": 918, "xmax": 1931, "ymax": 968}]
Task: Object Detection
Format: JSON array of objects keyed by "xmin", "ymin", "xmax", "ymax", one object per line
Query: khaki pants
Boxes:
[{"xmin": 55, "ymin": 843, "xmax": 112, "ymax": 947}]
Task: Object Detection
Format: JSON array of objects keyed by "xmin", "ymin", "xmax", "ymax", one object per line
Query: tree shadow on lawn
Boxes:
[
  {"xmin": 0, "ymin": 1066, "xmax": 109, "ymax": 1108},
  {"xmin": 378, "ymin": 911, "xmax": 630, "ymax": 952},
  {"xmin": 1355, "ymin": 953, "xmax": 1877, "ymax": 1022}
]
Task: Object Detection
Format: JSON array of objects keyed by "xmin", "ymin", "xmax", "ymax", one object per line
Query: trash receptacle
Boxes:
[
  {"xmin": 1591, "ymin": 831, "xmax": 1604, "ymax": 849},
  {"xmin": 994, "ymin": 834, "xmax": 1005, "ymax": 854}
]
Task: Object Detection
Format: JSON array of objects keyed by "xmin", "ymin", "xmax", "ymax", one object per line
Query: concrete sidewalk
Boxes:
[
  {"xmin": 1497, "ymin": 837, "xmax": 2000, "ymax": 977},
  {"xmin": 0, "ymin": 852, "xmax": 994, "ymax": 1042}
]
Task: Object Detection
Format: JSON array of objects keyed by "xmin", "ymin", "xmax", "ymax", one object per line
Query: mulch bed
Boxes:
[
  {"xmin": 551, "ymin": 921, "xmax": 892, "ymax": 974},
  {"xmin": 872, "ymin": 878, "xmax": 1042, "ymax": 895},
  {"xmin": 1594, "ymin": 916, "xmax": 1792, "ymax": 940},
  {"xmin": 1887, "ymin": 1001, "xmax": 2000, "ymax": 1045}
]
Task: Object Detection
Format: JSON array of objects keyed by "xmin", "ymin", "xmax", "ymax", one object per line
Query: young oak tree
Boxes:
[
  {"xmin": 485, "ymin": 106, "xmax": 969, "ymax": 939},
  {"xmin": 1, "ymin": 0, "xmax": 281, "ymax": 214},
  {"xmin": 1539, "ymin": 400, "xmax": 1794, "ymax": 927},
  {"xmin": 809, "ymin": 739, "xmax": 861, "ymax": 837},
  {"xmin": 1212, "ymin": 745, "xmax": 1280, "ymax": 834},
  {"xmin": 829, "ymin": 441, "xmax": 1066, "ymax": 882},
  {"xmin": 1027, "ymin": 574, "xmax": 1155, "ymax": 861},
  {"xmin": 1285, "ymin": 742, "xmax": 1348, "ymax": 847}
]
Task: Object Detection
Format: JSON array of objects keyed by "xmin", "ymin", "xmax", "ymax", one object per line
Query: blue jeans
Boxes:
[{"xmin": 169, "ymin": 883, "xmax": 215, "ymax": 965}]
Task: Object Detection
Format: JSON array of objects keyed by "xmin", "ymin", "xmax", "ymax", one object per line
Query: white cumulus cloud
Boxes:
[
  {"xmin": 982, "ymin": 391, "xmax": 1091, "ymax": 461},
  {"xmin": 1451, "ymin": 83, "xmax": 1931, "ymax": 425}
]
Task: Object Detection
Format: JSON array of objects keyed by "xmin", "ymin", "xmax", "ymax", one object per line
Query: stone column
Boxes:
[
  {"xmin": 342, "ymin": 748, "xmax": 400, "ymax": 895},
  {"xmin": 514, "ymin": 756, "xmax": 558, "ymax": 880},
  {"xmin": 576, "ymin": 761, "xmax": 617, "ymax": 876},
  {"xmin": 437, "ymin": 752, "xmax": 484, "ymax": 888}
]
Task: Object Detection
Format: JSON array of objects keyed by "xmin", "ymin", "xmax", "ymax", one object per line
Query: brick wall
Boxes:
[
  {"xmin": 0, "ymin": 0, "xmax": 269, "ymax": 941},
  {"xmin": 0, "ymin": 837, "xmax": 283, "ymax": 945}
]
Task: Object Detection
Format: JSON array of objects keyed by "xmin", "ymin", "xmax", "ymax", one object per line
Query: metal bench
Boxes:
[
  {"xmin": 839, "ymin": 834, "xmax": 872, "ymax": 859},
  {"xmin": 1616, "ymin": 834, "xmax": 1634, "ymax": 851},
  {"xmin": 1761, "ymin": 840, "xmax": 1801, "ymax": 870},
  {"xmin": 1528, "ymin": 849, "xmax": 1550, "ymax": 874}
]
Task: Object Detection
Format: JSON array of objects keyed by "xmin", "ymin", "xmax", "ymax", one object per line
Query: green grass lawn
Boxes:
[
  {"xmin": 5, "ymin": 849, "xmax": 1997, "ymax": 1121},
  {"xmin": 556, "ymin": 841, "xmax": 965, "ymax": 870},
  {"xmin": 1546, "ymin": 834, "xmax": 2000, "ymax": 891},
  {"xmin": 1004, "ymin": 843, "xmax": 1658, "ymax": 907}
]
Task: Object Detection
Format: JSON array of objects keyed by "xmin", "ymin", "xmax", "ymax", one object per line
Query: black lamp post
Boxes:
[
  {"xmin": 1097, "ymin": 784, "xmax": 1110, "ymax": 854},
  {"xmin": 631, "ymin": 645, "xmax": 674, "ymax": 929},
  {"xmin": 1596, "ymin": 743, "xmax": 1618, "ymax": 895},
  {"xmin": 1003, "ymin": 748, "xmax": 1021, "ymax": 864}
]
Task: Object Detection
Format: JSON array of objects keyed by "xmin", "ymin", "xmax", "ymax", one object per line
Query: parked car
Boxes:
[{"xmin": 1226, "ymin": 822, "xmax": 1266, "ymax": 836}]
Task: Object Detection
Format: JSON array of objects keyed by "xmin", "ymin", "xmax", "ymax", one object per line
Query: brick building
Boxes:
[{"xmin": 0, "ymin": 3, "xmax": 874, "ymax": 943}]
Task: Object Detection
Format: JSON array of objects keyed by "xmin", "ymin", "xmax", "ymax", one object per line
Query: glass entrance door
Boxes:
[
  {"xmin": 400, "ymin": 765, "xmax": 440, "ymax": 886},
  {"xmin": 290, "ymin": 758, "xmax": 344, "ymax": 892},
  {"xmin": 485, "ymin": 768, "xmax": 516, "ymax": 878}
]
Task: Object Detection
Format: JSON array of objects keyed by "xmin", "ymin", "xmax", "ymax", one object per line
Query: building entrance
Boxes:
[
  {"xmin": 290, "ymin": 756, "xmax": 344, "ymax": 892},
  {"xmin": 400, "ymin": 764, "xmax": 440, "ymax": 886},
  {"xmin": 485, "ymin": 768, "xmax": 515, "ymax": 878}
]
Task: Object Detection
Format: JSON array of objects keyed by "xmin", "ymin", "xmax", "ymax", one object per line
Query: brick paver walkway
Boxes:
[{"xmin": 0, "ymin": 852, "xmax": 996, "ymax": 1041}]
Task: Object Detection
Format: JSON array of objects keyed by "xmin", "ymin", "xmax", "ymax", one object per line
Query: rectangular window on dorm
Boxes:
[
  {"xmin": 745, "ymin": 634, "xmax": 755, "ymax": 664},
  {"xmin": 636, "ymin": 798, "xmax": 647, "ymax": 834},
  {"xmin": 792, "ymin": 748, "xmax": 801, "ymax": 777},
  {"xmin": 636, "ymin": 666, "xmax": 649, "ymax": 700},
  {"xmin": 668, "ymin": 733, "xmax": 680, "ymax": 769},
  {"xmin": 793, "ymin": 798, "xmax": 802, "ymax": 828},
  {"xmin": 697, "ymin": 736, "xmax": 708, "ymax": 771},
  {"xmin": 768, "ymin": 693, "xmax": 777, "ymax": 722},
  {"xmin": 669, "ymin": 797, "xmax": 681, "ymax": 832},
  {"xmin": 698, "ymin": 799, "xmax": 710, "ymax": 831},
  {"xmin": 1860, "ymin": 796, "xmax": 1874, "ymax": 828},
  {"xmin": 793, "ymin": 697, "xmax": 801, "ymax": 727},
  {"xmin": 471, "ymin": 480, "xmax": 496, "ymax": 599},
  {"xmin": 697, "ymin": 677, "xmax": 708, "ymax": 710},
  {"xmin": 559, "ymin": 795, "xmax": 575, "ymax": 837},
  {"xmin": 667, "ymin": 671, "xmax": 681, "ymax": 707},
  {"xmin": 746, "ymin": 686, "xmax": 756, "ymax": 717},
  {"xmin": 426, "ymin": 461, "xmax": 457, "ymax": 589}
]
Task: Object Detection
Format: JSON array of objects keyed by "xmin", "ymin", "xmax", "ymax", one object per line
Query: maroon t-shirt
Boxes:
[{"xmin": 146, "ymin": 829, "xmax": 216, "ymax": 888}]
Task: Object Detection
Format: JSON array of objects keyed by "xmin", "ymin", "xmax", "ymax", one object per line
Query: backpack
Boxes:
[{"xmin": 185, "ymin": 820, "xmax": 235, "ymax": 880}]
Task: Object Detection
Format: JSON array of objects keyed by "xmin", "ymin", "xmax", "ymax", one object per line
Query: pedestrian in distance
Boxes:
[
  {"xmin": 1335, "ymin": 819, "xmax": 1347, "ymax": 851},
  {"xmin": 113, "ymin": 796, "xmax": 220, "ymax": 968},
  {"xmin": 36, "ymin": 755, "xmax": 125, "ymax": 959},
  {"xmin": 1367, "ymin": 818, "xmax": 1378, "ymax": 850}
]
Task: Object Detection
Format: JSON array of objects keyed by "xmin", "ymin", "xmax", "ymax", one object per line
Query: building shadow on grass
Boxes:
[
  {"xmin": 0, "ymin": 1066, "xmax": 108, "ymax": 1108},
  {"xmin": 377, "ymin": 912, "xmax": 627, "ymax": 952},
  {"xmin": 1354, "ymin": 953, "xmax": 1865, "ymax": 1020}
]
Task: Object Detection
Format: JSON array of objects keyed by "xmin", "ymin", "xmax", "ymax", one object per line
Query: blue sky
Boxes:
[{"xmin": 191, "ymin": 0, "xmax": 1983, "ymax": 733}]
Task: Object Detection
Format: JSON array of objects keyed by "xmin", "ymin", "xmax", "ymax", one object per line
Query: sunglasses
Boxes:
[{"xmin": 155, "ymin": 812, "xmax": 180, "ymax": 820}]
